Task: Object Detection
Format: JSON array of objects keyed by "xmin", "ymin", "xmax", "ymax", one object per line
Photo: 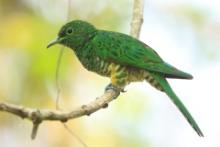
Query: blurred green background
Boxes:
[{"xmin": 0, "ymin": 0, "xmax": 220, "ymax": 147}]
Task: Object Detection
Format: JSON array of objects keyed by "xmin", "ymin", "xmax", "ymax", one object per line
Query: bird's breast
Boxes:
[{"xmin": 80, "ymin": 56, "xmax": 112, "ymax": 77}]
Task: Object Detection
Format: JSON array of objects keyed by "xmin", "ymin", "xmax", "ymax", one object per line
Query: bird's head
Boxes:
[{"xmin": 47, "ymin": 20, "xmax": 97, "ymax": 49}]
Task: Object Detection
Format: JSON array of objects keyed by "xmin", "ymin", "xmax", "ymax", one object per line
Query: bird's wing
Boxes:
[{"xmin": 92, "ymin": 31, "xmax": 192, "ymax": 79}]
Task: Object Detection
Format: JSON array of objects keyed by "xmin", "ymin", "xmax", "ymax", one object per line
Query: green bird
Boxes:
[{"xmin": 47, "ymin": 20, "xmax": 203, "ymax": 137}]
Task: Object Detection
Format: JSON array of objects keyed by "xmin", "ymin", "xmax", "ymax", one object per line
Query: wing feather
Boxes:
[{"xmin": 91, "ymin": 31, "xmax": 192, "ymax": 79}]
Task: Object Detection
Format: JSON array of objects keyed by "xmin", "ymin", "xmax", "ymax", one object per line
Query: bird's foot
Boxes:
[
  {"xmin": 105, "ymin": 83, "xmax": 123, "ymax": 93},
  {"xmin": 105, "ymin": 84, "xmax": 119, "ymax": 92}
]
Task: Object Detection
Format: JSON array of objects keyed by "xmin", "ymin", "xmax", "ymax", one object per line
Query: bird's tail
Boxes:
[{"xmin": 151, "ymin": 73, "xmax": 204, "ymax": 137}]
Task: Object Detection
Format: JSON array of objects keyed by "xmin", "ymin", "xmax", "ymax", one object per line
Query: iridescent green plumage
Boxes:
[{"xmin": 47, "ymin": 20, "xmax": 203, "ymax": 137}]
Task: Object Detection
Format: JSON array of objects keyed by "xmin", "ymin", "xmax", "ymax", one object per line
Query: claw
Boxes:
[{"xmin": 121, "ymin": 89, "xmax": 127, "ymax": 93}]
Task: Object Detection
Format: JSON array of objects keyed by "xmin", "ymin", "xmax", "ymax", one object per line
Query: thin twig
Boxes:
[
  {"xmin": 55, "ymin": 46, "xmax": 65, "ymax": 110},
  {"xmin": 63, "ymin": 123, "xmax": 88, "ymax": 147}
]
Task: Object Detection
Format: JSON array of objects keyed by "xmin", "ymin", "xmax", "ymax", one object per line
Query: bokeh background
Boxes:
[{"xmin": 0, "ymin": 0, "xmax": 219, "ymax": 147}]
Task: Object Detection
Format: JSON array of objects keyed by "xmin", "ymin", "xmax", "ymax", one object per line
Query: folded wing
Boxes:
[{"xmin": 92, "ymin": 31, "xmax": 193, "ymax": 79}]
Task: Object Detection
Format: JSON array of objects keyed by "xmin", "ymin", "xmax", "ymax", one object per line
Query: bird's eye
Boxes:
[{"xmin": 66, "ymin": 27, "xmax": 73, "ymax": 35}]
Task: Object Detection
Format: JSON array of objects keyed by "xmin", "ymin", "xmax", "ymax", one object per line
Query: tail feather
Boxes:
[{"xmin": 151, "ymin": 73, "xmax": 204, "ymax": 137}]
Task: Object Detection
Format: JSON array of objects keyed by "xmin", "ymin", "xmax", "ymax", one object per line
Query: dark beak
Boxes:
[{"xmin": 47, "ymin": 37, "xmax": 61, "ymax": 48}]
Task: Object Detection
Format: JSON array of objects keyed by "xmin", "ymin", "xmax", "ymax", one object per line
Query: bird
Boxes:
[{"xmin": 47, "ymin": 20, "xmax": 203, "ymax": 137}]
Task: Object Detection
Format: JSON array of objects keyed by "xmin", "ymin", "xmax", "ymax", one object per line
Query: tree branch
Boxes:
[
  {"xmin": 0, "ymin": 89, "xmax": 119, "ymax": 121},
  {"xmin": 130, "ymin": 0, "xmax": 144, "ymax": 38},
  {"xmin": 0, "ymin": 0, "xmax": 144, "ymax": 140},
  {"xmin": 0, "ymin": 89, "xmax": 119, "ymax": 138}
]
